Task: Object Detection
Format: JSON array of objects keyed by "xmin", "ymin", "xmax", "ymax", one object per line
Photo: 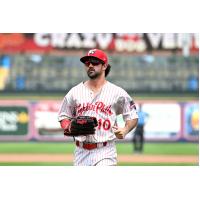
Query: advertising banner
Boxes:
[
  {"xmin": 0, "ymin": 101, "xmax": 32, "ymax": 140},
  {"xmin": 33, "ymin": 101, "xmax": 68, "ymax": 141},
  {"xmin": 0, "ymin": 33, "xmax": 199, "ymax": 54},
  {"xmin": 0, "ymin": 100, "xmax": 198, "ymax": 142},
  {"xmin": 113, "ymin": 102, "xmax": 182, "ymax": 141},
  {"xmin": 183, "ymin": 103, "xmax": 199, "ymax": 141},
  {"xmin": 141, "ymin": 103, "xmax": 181, "ymax": 140}
]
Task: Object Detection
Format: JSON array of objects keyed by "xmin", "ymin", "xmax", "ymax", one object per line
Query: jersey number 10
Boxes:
[{"xmin": 97, "ymin": 119, "xmax": 111, "ymax": 131}]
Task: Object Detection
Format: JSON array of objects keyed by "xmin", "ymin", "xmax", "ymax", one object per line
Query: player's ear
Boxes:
[{"xmin": 103, "ymin": 64, "xmax": 107, "ymax": 70}]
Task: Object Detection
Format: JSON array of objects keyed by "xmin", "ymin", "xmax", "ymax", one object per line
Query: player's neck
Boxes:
[{"xmin": 86, "ymin": 77, "xmax": 107, "ymax": 92}]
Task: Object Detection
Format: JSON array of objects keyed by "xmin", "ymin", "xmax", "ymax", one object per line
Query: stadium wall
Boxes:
[{"xmin": 0, "ymin": 100, "xmax": 198, "ymax": 142}]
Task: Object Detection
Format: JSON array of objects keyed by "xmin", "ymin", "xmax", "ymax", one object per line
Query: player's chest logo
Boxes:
[{"xmin": 76, "ymin": 101, "xmax": 113, "ymax": 116}]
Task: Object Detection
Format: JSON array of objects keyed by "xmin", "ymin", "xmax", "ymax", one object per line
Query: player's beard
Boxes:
[{"xmin": 87, "ymin": 69, "xmax": 101, "ymax": 79}]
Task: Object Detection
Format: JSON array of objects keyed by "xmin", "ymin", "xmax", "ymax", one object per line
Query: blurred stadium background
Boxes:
[{"xmin": 0, "ymin": 33, "xmax": 199, "ymax": 166}]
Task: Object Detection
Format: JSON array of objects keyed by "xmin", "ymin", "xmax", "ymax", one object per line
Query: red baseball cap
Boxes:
[{"xmin": 80, "ymin": 49, "xmax": 108, "ymax": 65}]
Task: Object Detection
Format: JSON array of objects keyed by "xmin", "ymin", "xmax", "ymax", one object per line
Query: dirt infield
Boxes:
[{"xmin": 0, "ymin": 154, "xmax": 198, "ymax": 164}]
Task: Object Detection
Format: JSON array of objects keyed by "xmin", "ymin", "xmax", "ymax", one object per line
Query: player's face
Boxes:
[{"xmin": 84, "ymin": 59, "xmax": 105, "ymax": 79}]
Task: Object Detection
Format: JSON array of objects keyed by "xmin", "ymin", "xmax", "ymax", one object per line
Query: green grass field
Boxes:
[
  {"xmin": 0, "ymin": 142, "xmax": 198, "ymax": 166},
  {"xmin": 0, "ymin": 142, "xmax": 198, "ymax": 155}
]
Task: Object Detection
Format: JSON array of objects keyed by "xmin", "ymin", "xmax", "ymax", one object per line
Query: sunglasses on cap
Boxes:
[{"xmin": 84, "ymin": 59, "xmax": 104, "ymax": 67}]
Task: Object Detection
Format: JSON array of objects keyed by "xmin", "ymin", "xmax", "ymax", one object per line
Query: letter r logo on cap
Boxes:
[{"xmin": 88, "ymin": 49, "xmax": 96, "ymax": 55}]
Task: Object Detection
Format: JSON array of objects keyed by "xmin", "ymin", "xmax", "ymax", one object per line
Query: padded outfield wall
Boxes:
[{"xmin": 0, "ymin": 100, "xmax": 198, "ymax": 142}]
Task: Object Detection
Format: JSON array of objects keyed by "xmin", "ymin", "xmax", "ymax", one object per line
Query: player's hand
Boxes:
[{"xmin": 112, "ymin": 126, "xmax": 128, "ymax": 139}]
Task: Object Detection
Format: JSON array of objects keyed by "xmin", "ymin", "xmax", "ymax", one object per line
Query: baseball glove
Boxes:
[{"xmin": 64, "ymin": 116, "xmax": 98, "ymax": 137}]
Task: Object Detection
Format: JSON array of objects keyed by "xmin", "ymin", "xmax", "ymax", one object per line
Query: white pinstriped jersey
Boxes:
[
  {"xmin": 58, "ymin": 81, "xmax": 138, "ymax": 143},
  {"xmin": 74, "ymin": 141, "xmax": 117, "ymax": 166}
]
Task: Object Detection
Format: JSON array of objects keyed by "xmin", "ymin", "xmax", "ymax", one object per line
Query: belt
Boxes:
[{"xmin": 75, "ymin": 141, "xmax": 107, "ymax": 150}]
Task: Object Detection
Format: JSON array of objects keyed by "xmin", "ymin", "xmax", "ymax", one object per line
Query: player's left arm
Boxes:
[
  {"xmin": 114, "ymin": 90, "xmax": 138, "ymax": 139},
  {"xmin": 113, "ymin": 118, "xmax": 138, "ymax": 139}
]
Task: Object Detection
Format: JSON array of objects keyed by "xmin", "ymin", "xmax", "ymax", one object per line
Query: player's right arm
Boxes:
[{"xmin": 58, "ymin": 89, "xmax": 75, "ymax": 130}]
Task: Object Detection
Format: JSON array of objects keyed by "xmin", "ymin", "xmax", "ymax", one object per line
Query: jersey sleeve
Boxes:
[
  {"xmin": 117, "ymin": 90, "xmax": 138, "ymax": 121},
  {"xmin": 58, "ymin": 89, "xmax": 76, "ymax": 122}
]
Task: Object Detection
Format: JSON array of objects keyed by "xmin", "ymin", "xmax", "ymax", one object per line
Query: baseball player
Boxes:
[{"xmin": 58, "ymin": 49, "xmax": 138, "ymax": 166}]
